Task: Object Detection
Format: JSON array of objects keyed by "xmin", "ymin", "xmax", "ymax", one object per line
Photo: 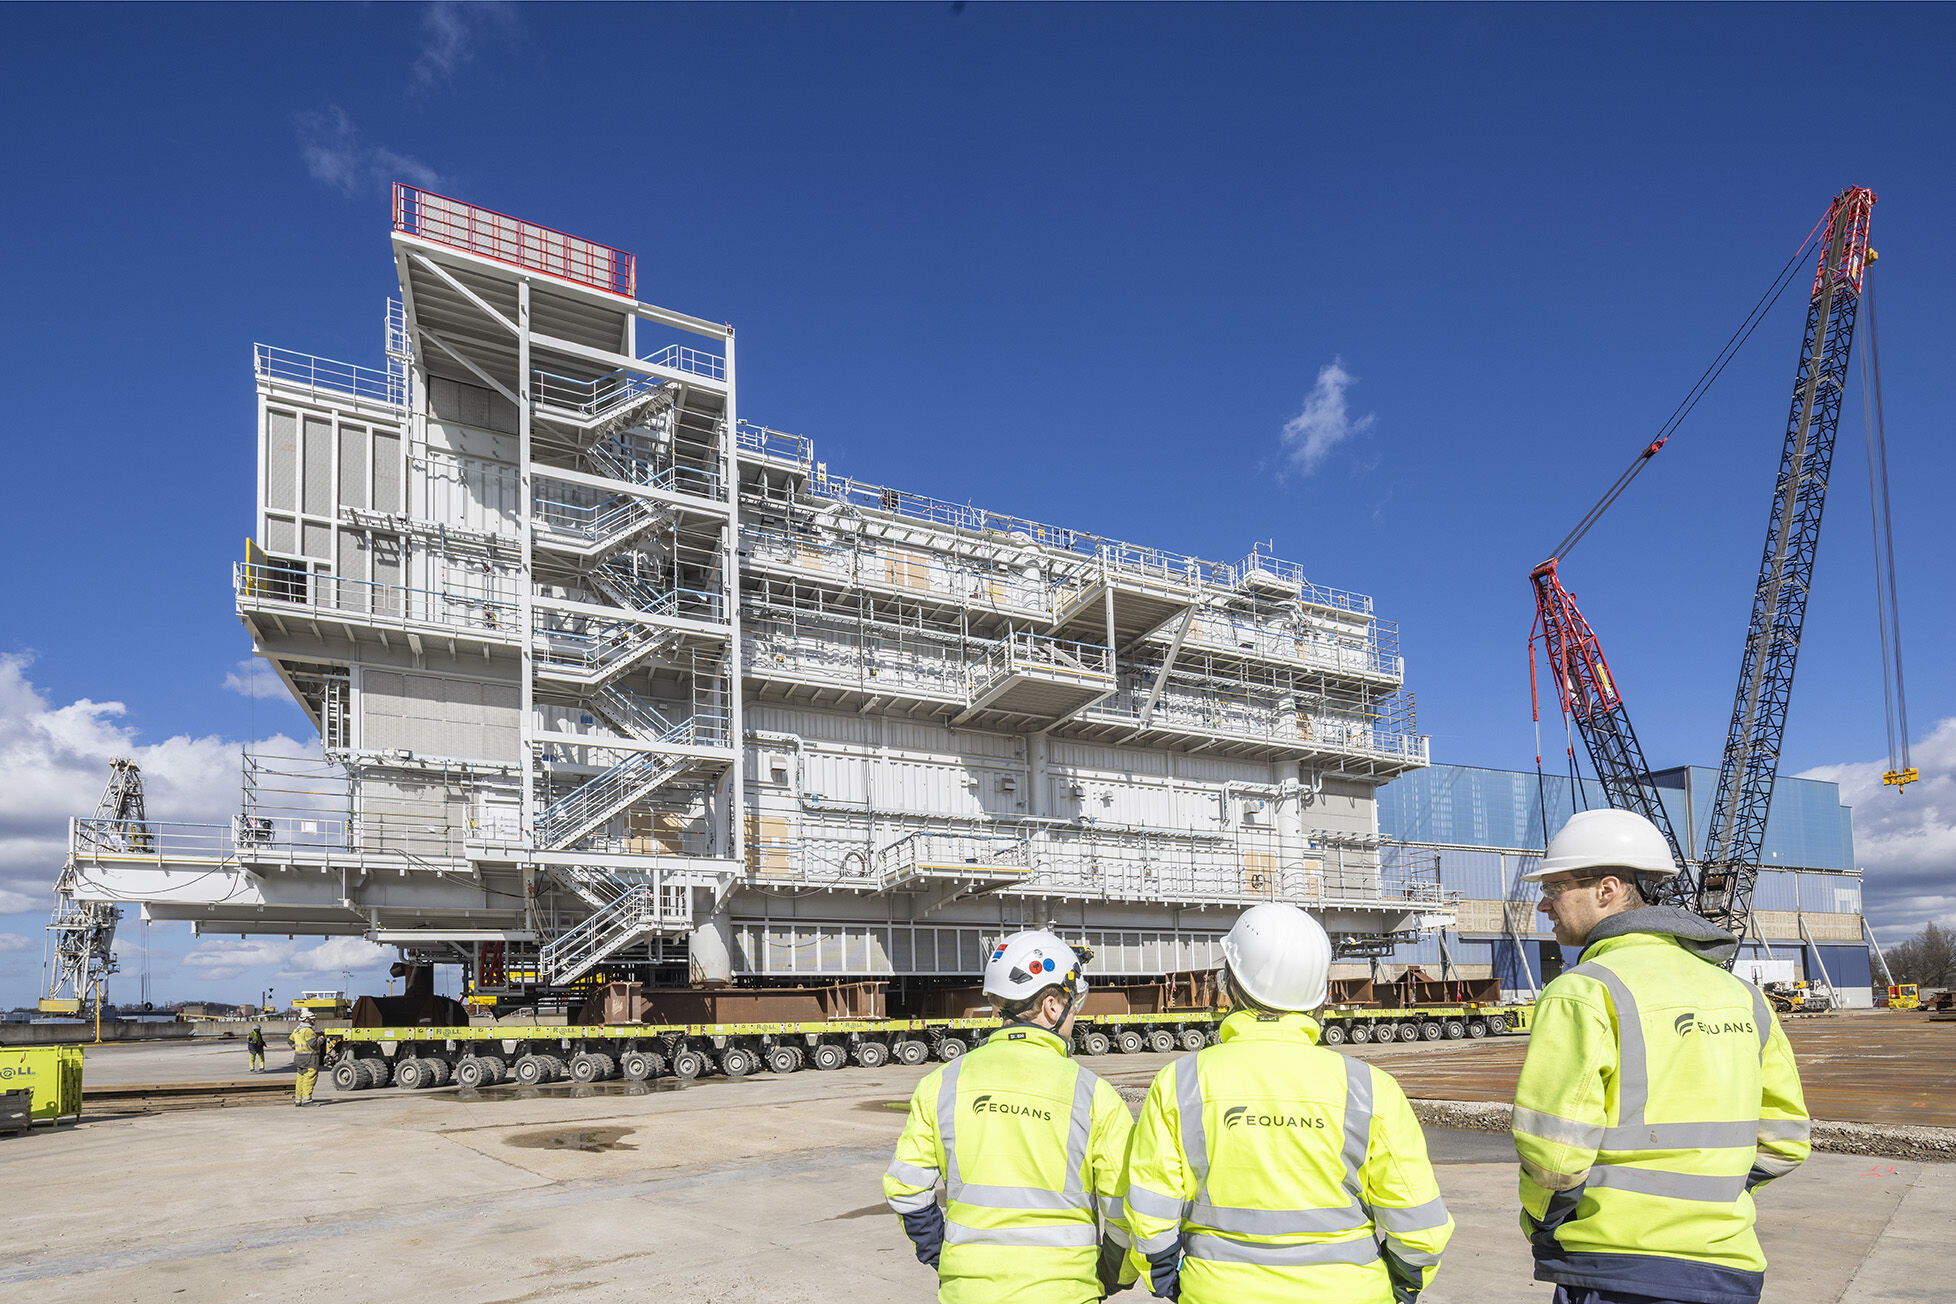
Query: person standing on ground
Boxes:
[
  {"xmin": 1122, "ymin": 904, "xmax": 1453, "ymax": 1304},
  {"xmin": 1512, "ymin": 809, "xmax": 1811, "ymax": 1304},
  {"xmin": 884, "ymin": 931, "xmax": 1136, "ymax": 1303},
  {"xmin": 246, "ymin": 1023, "xmax": 266, "ymax": 1073},
  {"xmin": 289, "ymin": 1010, "xmax": 321, "ymax": 1107}
]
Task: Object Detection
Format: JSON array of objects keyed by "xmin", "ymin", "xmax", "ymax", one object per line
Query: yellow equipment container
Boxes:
[{"xmin": 0, "ymin": 1045, "xmax": 85, "ymax": 1124}]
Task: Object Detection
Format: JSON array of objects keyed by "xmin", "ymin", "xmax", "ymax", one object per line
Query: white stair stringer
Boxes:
[
  {"xmin": 533, "ymin": 620, "xmax": 682, "ymax": 688},
  {"xmin": 539, "ymin": 875, "xmax": 688, "ymax": 986}
]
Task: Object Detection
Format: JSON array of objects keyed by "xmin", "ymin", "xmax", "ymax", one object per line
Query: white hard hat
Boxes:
[
  {"xmin": 1523, "ymin": 808, "xmax": 1679, "ymax": 882},
  {"xmin": 1219, "ymin": 903, "xmax": 1332, "ymax": 1012},
  {"xmin": 984, "ymin": 930, "xmax": 1088, "ymax": 1006},
  {"xmin": 298, "ymin": 1009, "xmax": 315, "ymax": 1022}
]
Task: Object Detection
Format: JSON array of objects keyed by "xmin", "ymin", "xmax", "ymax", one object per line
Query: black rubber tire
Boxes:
[
  {"xmin": 366, "ymin": 1058, "xmax": 392, "ymax": 1088},
  {"xmin": 895, "ymin": 1040, "xmax": 930, "ymax": 1066},
  {"xmin": 1397, "ymin": 1023, "xmax": 1422, "ymax": 1044},
  {"xmin": 1485, "ymin": 1013, "xmax": 1510, "ymax": 1035},
  {"xmin": 1420, "ymin": 1021, "xmax": 1444, "ymax": 1042},
  {"xmin": 1080, "ymin": 1031, "xmax": 1112, "ymax": 1056},
  {"xmin": 937, "ymin": 1037, "xmax": 967, "ymax": 1062},
  {"xmin": 811, "ymin": 1043, "xmax": 848, "ymax": 1071},
  {"xmin": 513, "ymin": 1054, "xmax": 550, "ymax": 1086},
  {"xmin": 394, "ymin": 1058, "xmax": 428, "ymax": 1090},
  {"xmin": 1321, "ymin": 1023, "xmax": 1348, "ymax": 1046},
  {"xmin": 1466, "ymin": 1019, "xmax": 1489, "ymax": 1039},
  {"xmin": 620, "ymin": 1051, "xmax": 662, "ymax": 1081},
  {"xmin": 453, "ymin": 1056, "xmax": 489, "ymax": 1089},
  {"xmin": 1147, "ymin": 1030, "xmax": 1177, "ymax": 1054},
  {"xmin": 1203, "ymin": 1028, "xmax": 1220, "ymax": 1046},
  {"xmin": 332, "ymin": 1057, "xmax": 363, "ymax": 1091},
  {"xmin": 1178, "ymin": 1028, "xmax": 1208, "ymax": 1052},
  {"xmin": 720, "ymin": 1045, "xmax": 758, "ymax": 1078},
  {"xmin": 1371, "ymin": 1023, "xmax": 1396, "ymax": 1043},
  {"xmin": 852, "ymin": 1040, "xmax": 890, "ymax": 1068},
  {"xmin": 542, "ymin": 1055, "xmax": 570, "ymax": 1081},
  {"xmin": 429, "ymin": 1057, "xmax": 455, "ymax": 1087},
  {"xmin": 670, "ymin": 1048, "xmax": 706, "ymax": 1080},
  {"xmin": 1349, "ymin": 1023, "xmax": 1372, "ymax": 1044},
  {"xmin": 570, "ymin": 1053, "xmax": 605, "ymax": 1084},
  {"xmin": 767, "ymin": 1045, "xmax": 802, "ymax": 1074},
  {"xmin": 1115, "ymin": 1029, "xmax": 1145, "ymax": 1055},
  {"xmin": 478, "ymin": 1055, "xmax": 507, "ymax": 1084},
  {"xmin": 1443, "ymin": 1019, "xmax": 1467, "ymax": 1040}
]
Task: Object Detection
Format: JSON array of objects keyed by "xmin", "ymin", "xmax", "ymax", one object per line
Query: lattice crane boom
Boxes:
[{"xmin": 1698, "ymin": 187, "xmax": 1877, "ymax": 937}]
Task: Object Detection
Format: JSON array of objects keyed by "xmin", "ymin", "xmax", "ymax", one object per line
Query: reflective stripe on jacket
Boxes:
[
  {"xmin": 290, "ymin": 1025, "xmax": 320, "ymax": 1069},
  {"xmin": 1122, "ymin": 1010, "xmax": 1453, "ymax": 1304},
  {"xmin": 883, "ymin": 1024, "xmax": 1135, "ymax": 1304},
  {"xmin": 1513, "ymin": 931, "xmax": 1811, "ymax": 1304}
]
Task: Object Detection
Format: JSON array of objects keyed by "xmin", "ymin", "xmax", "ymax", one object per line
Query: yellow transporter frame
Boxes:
[{"xmin": 322, "ymin": 1003, "xmax": 1533, "ymax": 1091}]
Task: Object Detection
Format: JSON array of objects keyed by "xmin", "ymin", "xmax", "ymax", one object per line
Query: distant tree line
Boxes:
[{"xmin": 1884, "ymin": 922, "xmax": 1955, "ymax": 988}]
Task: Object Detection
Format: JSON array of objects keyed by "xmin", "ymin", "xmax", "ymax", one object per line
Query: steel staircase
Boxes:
[
  {"xmin": 539, "ymin": 866, "xmax": 689, "ymax": 985},
  {"xmin": 533, "ymin": 493, "xmax": 672, "ymax": 561},
  {"xmin": 533, "ymin": 618, "xmax": 681, "ymax": 687},
  {"xmin": 535, "ymin": 744, "xmax": 697, "ymax": 851},
  {"xmin": 590, "ymin": 558, "xmax": 677, "ymax": 614}
]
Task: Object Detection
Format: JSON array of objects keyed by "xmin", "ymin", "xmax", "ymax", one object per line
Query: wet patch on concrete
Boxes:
[
  {"xmin": 855, "ymin": 1100, "xmax": 910, "ymax": 1114},
  {"xmin": 442, "ymin": 1078, "xmax": 689, "ymax": 1104},
  {"xmin": 503, "ymin": 1126, "xmax": 637, "ymax": 1153}
]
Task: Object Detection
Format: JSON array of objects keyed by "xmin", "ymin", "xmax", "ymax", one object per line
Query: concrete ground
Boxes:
[{"xmin": 3, "ymin": 1041, "xmax": 1948, "ymax": 1303}]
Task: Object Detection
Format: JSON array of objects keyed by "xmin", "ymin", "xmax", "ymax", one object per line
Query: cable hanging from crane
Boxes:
[{"xmin": 1858, "ymin": 268, "xmax": 1915, "ymax": 791}]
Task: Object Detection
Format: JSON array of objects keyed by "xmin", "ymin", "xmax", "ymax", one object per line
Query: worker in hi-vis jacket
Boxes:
[
  {"xmin": 1514, "ymin": 809, "xmax": 1810, "ymax": 1304},
  {"xmin": 884, "ymin": 930, "xmax": 1136, "ymax": 1303}
]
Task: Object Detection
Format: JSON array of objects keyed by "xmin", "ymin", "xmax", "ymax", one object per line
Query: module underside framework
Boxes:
[{"xmin": 65, "ymin": 189, "xmax": 1443, "ymax": 1003}]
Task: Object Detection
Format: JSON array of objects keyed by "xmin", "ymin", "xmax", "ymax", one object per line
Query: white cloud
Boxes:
[
  {"xmin": 0, "ymin": 654, "xmax": 314, "ymax": 920},
  {"xmin": 1798, "ymin": 715, "xmax": 1956, "ymax": 941},
  {"xmin": 412, "ymin": 1, "xmax": 518, "ymax": 94},
  {"xmin": 223, "ymin": 659, "xmax": 286, "ymax": 701},
  {"xmin": 299, "ymin": 106, "xmax": 443, "ymax": 199},
  {"xmin": 1279, "ymin": 357, "xmax": 1376, "ymax": 477},
  {"xmin": 0, "ymin": 934, "xmax": 32, "ymax": 955},
  {"xmin": 284, "ymin": 935, "xmax": 395, "ymax": 978},
  {"xmin": 182, "ymin": 938, "xmax": 296, "ymax": 981}
]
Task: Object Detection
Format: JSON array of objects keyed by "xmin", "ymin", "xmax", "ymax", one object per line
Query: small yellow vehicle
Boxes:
[{"xmin": 1885, "ymin": 984, "xmax": 1921, "ymax": 1010}]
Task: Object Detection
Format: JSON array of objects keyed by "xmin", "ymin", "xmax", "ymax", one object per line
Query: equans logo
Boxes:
[
  {"xmin": 971, "ymin": 1094, "xmax": 1052, "ymax": 1122},
  {"xmin": 1224, "ymin": 1105, "xmax": 1327, "ymax": 1131},
  {"xmin": 1673, "ymin": 1011, "xmax": 1756, "ymax": 1038}
]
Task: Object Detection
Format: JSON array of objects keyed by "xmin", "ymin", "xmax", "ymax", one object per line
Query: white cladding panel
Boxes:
[{"xmin": 360, "ymin": 669, "xmax": 520, "ymax": 762}]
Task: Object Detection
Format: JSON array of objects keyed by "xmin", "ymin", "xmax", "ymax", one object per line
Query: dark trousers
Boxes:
[{"xmin": 1554, "ymin": 1288, "xmax": 1705, "ymax": 1304}]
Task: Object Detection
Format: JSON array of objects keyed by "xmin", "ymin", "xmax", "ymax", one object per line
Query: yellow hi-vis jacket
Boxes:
[
  {"xmin": 1122, "ymin": 1010, "xmax": 1454, "ymax": 1304},
  {"xmin": 883, "ymin": 1024, "xmax": 1136, "ymax": 1304},
  {"xmin": 1513, "ymin": 915, "xmax": 1811, "ymax": 1304}
]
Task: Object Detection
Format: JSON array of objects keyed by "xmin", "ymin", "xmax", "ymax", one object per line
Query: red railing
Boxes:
[{"xmin": 392, "ymin": 184, "xmax": 636, "ymax": 298}]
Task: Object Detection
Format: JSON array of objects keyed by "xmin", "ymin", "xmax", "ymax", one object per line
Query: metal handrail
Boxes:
[
  {"xmin": 394, "ymin": 184, "xmax": 636, "ymax": 297},
  {"xmin": 254, "ymin": 345, "xmax": 406, "ymax": 408},
  {"xmin": 235, "ymin": 562, "xmax": 518, "ymax": 638},
  {"xmin": 969, "ymin": 631, "xmax": 1114, "ymax": 693}
]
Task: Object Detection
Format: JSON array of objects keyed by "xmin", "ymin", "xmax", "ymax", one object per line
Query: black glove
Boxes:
[
  {"xmin": 1145, "ymin": 1246, "xmax": 1180, "ymax": 1301},
  {"xmin": 1096, "ymin": 1239, "xmax": 1134, "ymax": 1296},
  {"xmin": 900, "ymin": 1207, "xmax": 944, "ymax": 1269}
]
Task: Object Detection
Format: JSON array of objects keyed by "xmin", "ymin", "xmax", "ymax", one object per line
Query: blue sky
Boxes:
[{"xmin": 2, "ymin": 3, "xmax": 1951, "ymax": 1006}]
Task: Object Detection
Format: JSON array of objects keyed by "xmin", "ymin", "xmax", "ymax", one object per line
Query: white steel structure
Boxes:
[{"xmin": 65, "ymin": 190, "xmax": 1440, "ymax": 1003}]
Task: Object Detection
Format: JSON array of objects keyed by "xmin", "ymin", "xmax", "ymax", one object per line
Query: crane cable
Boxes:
[
  {"xmin": 1548, "ymin": 216, "xmax": 1827, "ymax": 563},
  {"xmin": 1857, "ymin": 268, "xmax": 1914, "ymax": 790}
]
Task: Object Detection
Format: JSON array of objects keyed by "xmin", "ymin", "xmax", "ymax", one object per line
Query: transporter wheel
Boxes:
[
  {"xmin": 478, "ymin": 1055, "xmax": 507, "ymax": 1084},
  {"xmin": 895, "ymin": 1040, "xmax": 930, "ymax": 1067},
  {"xmin": 811, "ymin": 1043, "xmax": 848, "ymax": 1071},
  {"xmin": 1178, "ymin": 1028, "xmax": 1208, "ymax": 1052},
  {"xmin": 670, "ymin": 1048, "xmax": 706, "ymax": 1080},
  {"xmin": 767, "ymin": 1045, "xmax": 803, "ymax": 1074},
  {"xmin": 852, "ymin": 1041, "xmax": 890, "ymax": 1069},
  {"xmin": 1443, "ymin": 1019, "xmax": 1467, "ymax": 1040},
  {"xmin": 365, "ymin": 1058, "xmax": 391, "ymax": 1088},
  {"xmin": 1370, "ymin": 1023, "xmax": 1396, "ymax": 1044},
  {"xmin": 453, "ymin": 1056, "xmax": 489, "ymax": 1090},
  {"xmin": 1146, "ymin": 1030, "xmax": 1177, "ymax": 1054},
  {"xmin": 936, "ymin": 1037, "xmax": 967, "ymax": 1062},
  {"xmin": 1466, "ymin": 1019, "xmax": 1488, "ymax": 1039},
  {"xmin": 1204, "ymin": 1028, "xmax": 1220, "ymax": 1046},
  {"xmin": 1080, "ymin": 1031, "xmax": 1112, "ymax": 1057},
  {"xmin": 1484, "ymin": 1013, "xmax": 1510, "ymax": 1035},
  {"xmin": 620, "ymin": 1051, "xmax": 661, "ymax": 1081},
  {"xmin": 1420, "ymin": 1022, "xmax": 1444, "ymax": 1042},
  {"xmin": 1321, "ymin": 1023, "xmax": 1348, "ymax": 1046},
  {"xmin": 719, "ymin": 1045, "xmax": 759, "ymax": 1078},
  {"xmin": 394, "ymin": 1058, "xmax": 429, "ymax": 1090},
  {"xmin": 513, "ymin": 1054, "xmax": 551, "ymax": 1086},
  {"xmin": 427, "ymin": 1057, "xmax": 454, "ymax": 1087},
  {"xmin": 332, "ymin": 1058, "xmax": 364, "ymax": 1092},
  {"xmin": 1114, "ymin": 1029, "xmax": 1145, "ymax": 1055},
  {"xmin": 569, "ymin": 1053, "xmax": 605, "ymax": 1084},
  {"xmin": 1396, "ymin": 1023, "xmax": 1422, "ymax": 1044}
]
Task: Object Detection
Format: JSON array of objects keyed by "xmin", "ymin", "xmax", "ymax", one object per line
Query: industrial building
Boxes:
[
  {"xmin": 1377, "ymin": 762, "xmax": 1875, "ymax": 1006},
  {"xmin": 62, "ymin": 187, "xmax": 1442, "ymax": 1008}
]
